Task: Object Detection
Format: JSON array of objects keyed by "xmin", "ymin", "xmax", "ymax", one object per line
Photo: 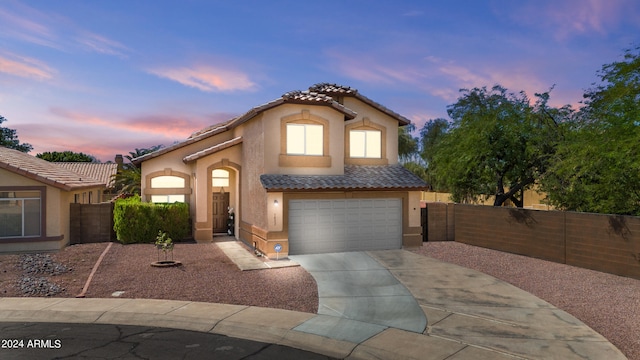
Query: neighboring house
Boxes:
[
  {"xmin": 135, "ymin": 83, "xmax": 428, "ymax": 257},
  {"xmin": 0, "ymin": 147, "xmax": 117, "ymax": 253}
]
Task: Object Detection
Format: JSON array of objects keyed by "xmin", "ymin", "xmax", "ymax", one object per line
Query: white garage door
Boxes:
[{"xmin": 288, "ymin": 198, "xmax": 402, "ymax": 255}]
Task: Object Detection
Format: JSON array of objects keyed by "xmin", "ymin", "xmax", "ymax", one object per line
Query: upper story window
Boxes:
[
  {"xmin": 286, "ymin": 124, "xmax": 323, "ymax": 156},
  {"xmin": 350, "ymin": 130, "xmax": 381, "ymax": 158},
  {"xmin": 0, "ymin": 190, "xmax": 41, "ymax": 238}
]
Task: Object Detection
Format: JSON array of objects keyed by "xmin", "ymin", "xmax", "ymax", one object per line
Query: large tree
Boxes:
[
  {"xmin": 37, "ymin": 151, "xmax": 98, "ymax": 162},
  {"xmin": 418, "ymin": 118, "xmax": 449, "ymax": 190},
  {"xmin": 0, "ymin": 115, "xmax": 32, "ymax": 153},
  {"xmin": 541, "ymin": 46, "xmax": 640, "ymax": 215},
  {"xmin": 430, "ymin": 85, "xmax": 570, "ymax": 207}
]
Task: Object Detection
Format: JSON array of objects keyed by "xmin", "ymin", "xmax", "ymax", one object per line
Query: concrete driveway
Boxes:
[{"xmin": 290, "ymin": 252, "xmax": 427, "ymax": 335}]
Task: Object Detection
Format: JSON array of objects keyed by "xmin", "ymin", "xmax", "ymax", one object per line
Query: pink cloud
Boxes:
[
  {"xmin": 505, "ymin": 0, "xmax": 636, "ymax": 40},
  {"xmin": 0, "ymin": 5, "xmax": 60, "ymax": 49},
  {"xmin": 0, "ymin": 53, "xmax": 55, "ymax": 80},
  {"xmin": 147, "ymin": 65, "xmax": 257, "ymax": 92},
  {"xmin": 18, "ymin": 107, "xmax": 236, "ymax": 162},
  {"xmin": 49, "ymin": 107, "xmax": 228, "ymax": 139},
  {"xmin": 75, "ymin": 32, "xmax": 130, "ymax": 58}
]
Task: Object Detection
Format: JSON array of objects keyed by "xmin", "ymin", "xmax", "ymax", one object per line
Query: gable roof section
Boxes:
[
  {"xmin": 260, "ymin": 165, "xmax": 428, "ymax": 191},
  {"xmin": 133, "ymin": 90, "xmax": 356, "ymax": 165},
  {"xmin": 183, "ymin": 136, "xmax": 243, "ymax": 163},
  {"xmin": 55, "ymin": 162, "xmax": 118, "ymax": 188},
  {"xmin": 0, "ymin": 147, "xmax": 105, "ymax": 191},
  {"xmin": 308, "ymin": 83, "xmax": 411, "ymax": 126}
]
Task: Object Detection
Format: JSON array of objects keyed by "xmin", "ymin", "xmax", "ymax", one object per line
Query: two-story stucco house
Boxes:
[{"xmin": 135, "ymin": 83, "xmax": 428, "ymax": 257}]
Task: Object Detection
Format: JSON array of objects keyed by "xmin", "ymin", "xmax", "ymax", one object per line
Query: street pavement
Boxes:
[{"xmin": 0, "ymin": 322, "xmax": 335, "ymax": 360}]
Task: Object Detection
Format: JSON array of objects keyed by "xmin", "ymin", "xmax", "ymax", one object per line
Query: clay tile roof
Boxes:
[
  {"xmin": 0, "ymin": 146, "xmax": 105, "ymax": 191},
  {"xmin": 55, "ymin": 162, "xmax": 118, "ymax": 188},
  {"xmin": 260, "ymin": 165, "xmax": 428, "ymax": 191},
  {"xmin": 308, "ymin": 83, "xmax": 411, "ymax": 126},
  {"xmin": 183, "ymin": 136, "xmax": 243, "ymax": 162},
  {"xmin": 308, "ymin": 83, "xmax": 358, "ymax": 95}
]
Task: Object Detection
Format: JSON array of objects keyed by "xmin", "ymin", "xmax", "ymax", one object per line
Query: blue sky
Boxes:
[{"xmin": 1, "ymin": 0, "xmax": 638, "ymax": 161}]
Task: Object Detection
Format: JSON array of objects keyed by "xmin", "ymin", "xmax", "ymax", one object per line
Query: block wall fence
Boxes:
[{"xmin": 425, "ymin": 203, "xmax": 640, "ymax": 280}]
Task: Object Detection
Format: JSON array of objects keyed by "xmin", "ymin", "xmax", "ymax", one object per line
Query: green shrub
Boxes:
[
  {"xmin": 113, "ymin": 196, "xmax": 190, "ymax": 244},
  {"xmin": 154, "ymin": 202, "xmax": 190, "ymax": 242}
]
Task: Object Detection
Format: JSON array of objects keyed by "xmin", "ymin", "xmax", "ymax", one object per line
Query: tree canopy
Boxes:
[
  {"xmin": 0, "ymin": 115, "xmax": 32, "ymax": 153},
  {"xmin": 540, "ymin": 46, "xmax": 640, "ymax": 215},
  {"xmin": 426, "ymin": 85, "xmax": 570, "ymax": 207},
  {"xmin": 37, "ymin": 151, "xmax": 98, "ymax": 162}
]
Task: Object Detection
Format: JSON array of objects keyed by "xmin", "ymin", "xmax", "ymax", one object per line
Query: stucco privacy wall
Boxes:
[{"xmin": 439, "ymin": 203, "xmax": 640, "ymax": 280}]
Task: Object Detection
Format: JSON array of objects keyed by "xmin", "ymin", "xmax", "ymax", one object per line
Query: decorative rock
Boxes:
[{"xmin": 16, "ymin": 253, "xmax": 70, "ymax": 296}]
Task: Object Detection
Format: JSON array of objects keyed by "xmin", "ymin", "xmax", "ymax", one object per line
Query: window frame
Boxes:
[
  {"xmin": 144, "ymin": 169, "xmax": 191, "ymax": 203},
  {"xmin": 279, "ymin": 110, "xmax": 331, "ymax": 167},
  {"xmin": 345, "ymin": 118, "xmax": 388, "ymax": 165},
  {"xmin": 349, "ymin": 129, "xmax": 382, "ymax": 159},
  {"xmin": 286, "ymin": 123, "xmax": 324, "ymax": 156},
  {"xmin": 0, "ymin": 187, "xmax": 45, "ymax": 240}
]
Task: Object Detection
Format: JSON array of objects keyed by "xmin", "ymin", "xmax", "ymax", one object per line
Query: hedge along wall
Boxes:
[
  {"xmin": 113, "ymin": 196, "xmax": 190, "ymax": 244},
  {"xmin": 451, "ymin": 204, "xmax": 640, "ymax": 280}
]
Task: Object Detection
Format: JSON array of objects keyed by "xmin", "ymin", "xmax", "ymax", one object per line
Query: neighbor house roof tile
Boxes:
[
  {"xmin": 0, "ymin": 146, "xmax": 105, "ymax": 191},
  {"xmin": 55, "ymin": 162, "xmax": 118, "ymax": 188},
  {"xmin": 260, "ymin": 165, "xmax": 428, "ymax": 191}
]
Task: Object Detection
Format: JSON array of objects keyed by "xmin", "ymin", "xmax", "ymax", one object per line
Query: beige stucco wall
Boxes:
[
  {"xmin": 240, "ymin": 113, "xmax": 267, "ymax": 231},
  {"xmin": 261, "ymin": 104, "xmax": 346, "ymax": 175},
  {"xmin": 408, "ymin": 191, "xmax": 422, "ymax": 227}
]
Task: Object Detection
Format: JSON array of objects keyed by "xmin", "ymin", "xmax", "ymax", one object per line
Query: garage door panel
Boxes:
[{"xmin": 289, "ymin": 198, "xmax": 402, "ymax": 255}]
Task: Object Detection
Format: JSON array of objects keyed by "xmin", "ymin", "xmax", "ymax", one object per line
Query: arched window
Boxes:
[{"xmin": 146, "ymin": 170, "xmax": 190, "ymax": 203}]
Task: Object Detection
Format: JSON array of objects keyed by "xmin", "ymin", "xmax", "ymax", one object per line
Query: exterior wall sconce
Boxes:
[{"xmin": 274, "ymin": 199, "xmax": 279, "ymax": 206}]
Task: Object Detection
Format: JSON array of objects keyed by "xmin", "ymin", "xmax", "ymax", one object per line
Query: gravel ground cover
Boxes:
[
  {"xmin": 0, "ymin": 242, "xmax": 318, "ymax": 314},
  {"xmin": 413, "ymin": 241, "xmax": 640, "ymax": 360}
]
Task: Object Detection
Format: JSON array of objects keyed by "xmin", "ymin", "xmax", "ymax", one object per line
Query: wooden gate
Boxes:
[{"xmin": 70, "ymin": 203, "xmax": 115, "ymax": 244}]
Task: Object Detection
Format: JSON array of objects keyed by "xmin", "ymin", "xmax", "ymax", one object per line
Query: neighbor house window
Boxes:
[
  {"xmin": 286, "ymin": 124, "xmax": 323, "ymax": 155},
  {"xmin": 0, "ymin": 191, "xmax": 41, "ymax": 238},
  {"xmin": 350, "ymin": 130, "xmax": 381, "ymax": 158}
]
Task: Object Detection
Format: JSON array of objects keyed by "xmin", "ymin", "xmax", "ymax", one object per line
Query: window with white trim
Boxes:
[
  {"xmin": 0, "ymin": 191, "xmax": 41, "ymax": 238},
  {"xmin": 286, "ymin": 124, "xmax": 323, "ymax": 155},
  {"xmin": 350, "ymin": 130, "xmax": 381, "ymax": 158}
]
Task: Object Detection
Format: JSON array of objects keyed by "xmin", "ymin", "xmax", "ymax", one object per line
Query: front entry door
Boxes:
[{"xmin": 212, "ymin": 192, "xmax": 230, "ymax": 234}]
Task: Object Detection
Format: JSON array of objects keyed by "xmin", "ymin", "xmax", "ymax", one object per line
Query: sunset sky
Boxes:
[{"xmin": 1, "ymin": 0, "xmax": 638, "ymax": 162}]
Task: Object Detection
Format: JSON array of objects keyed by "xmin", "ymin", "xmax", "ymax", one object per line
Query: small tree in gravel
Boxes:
[{"xmin": 155, "ymin": 231, "xmax": 174, "ymax": 262}]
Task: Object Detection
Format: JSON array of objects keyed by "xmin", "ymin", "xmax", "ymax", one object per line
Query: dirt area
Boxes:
[{"xmin": 0, "ymin": 242, "xmax": 318, "ymax": 313}]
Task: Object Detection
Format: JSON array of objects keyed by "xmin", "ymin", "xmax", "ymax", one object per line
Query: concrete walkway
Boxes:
[{"xmin": 0, "ymin": 248, "xmax": 627, "ymax": 359}]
